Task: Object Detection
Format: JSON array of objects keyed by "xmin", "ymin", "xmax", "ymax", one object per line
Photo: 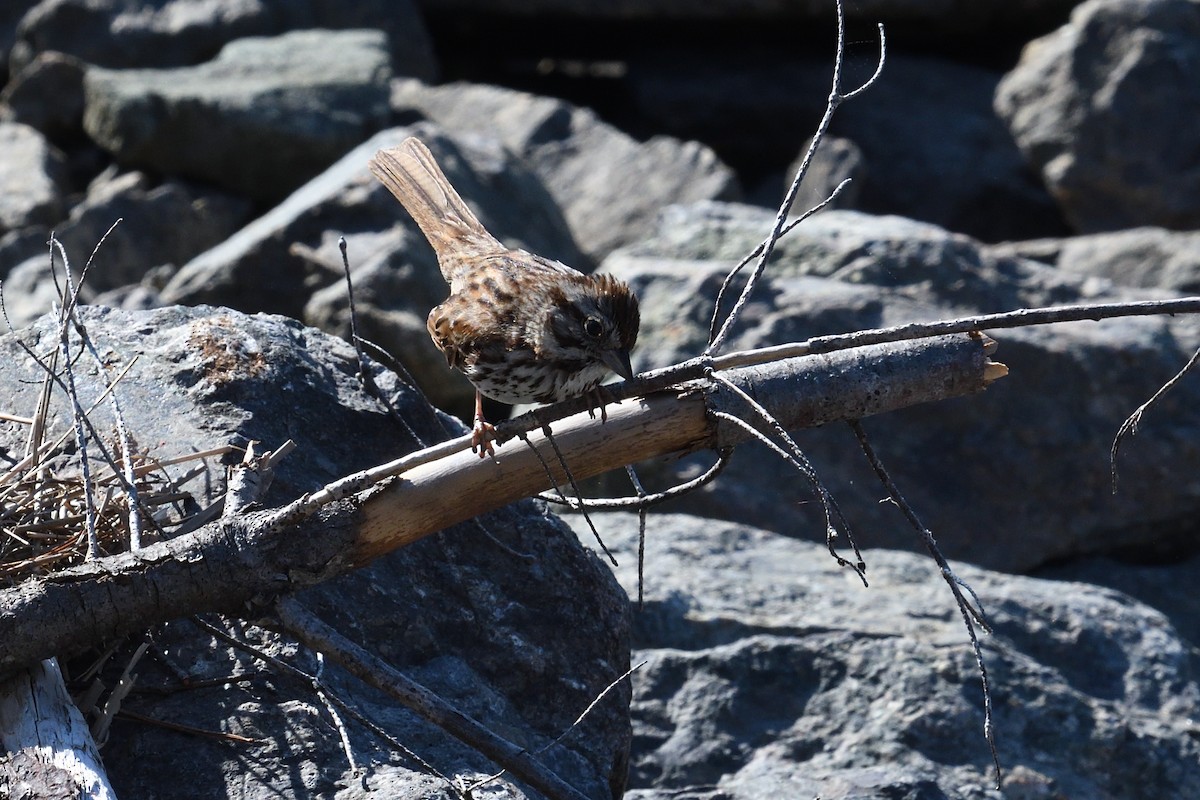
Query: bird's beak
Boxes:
[{"xmin": 601, "ymin": 347, "xmax": 634, "ymax": 381}]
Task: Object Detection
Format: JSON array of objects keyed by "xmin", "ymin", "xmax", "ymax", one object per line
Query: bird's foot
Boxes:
[{"xmin": 584, "ymin": 385, "xmax": 618, "ymax": 423}]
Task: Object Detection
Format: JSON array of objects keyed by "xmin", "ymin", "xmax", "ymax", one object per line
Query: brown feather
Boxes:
[{"xmin": 368, "ymin": 138, "xmax": 504, "ymax": 284}]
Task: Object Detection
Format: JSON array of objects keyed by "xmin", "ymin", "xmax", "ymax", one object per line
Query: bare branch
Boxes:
[
  {"xmin": 1111, "ymin": 343, "xmax": 1200, "ymax": 492},
  {"xmin": 0, "ymin": 659, "xmax": 116, "ymax": 799},
  {"xmin": 539, "ymin": 449, "xmax": 731, "ymax": 511},
  {"xmin": 849, "ymin": 420, "xmax": 1002, "ymax": 789},
  {"xmin": 0, "ymin": 333, "xmax": 995, "ymax": 677},
  {"xmin": 468, "ymin": 660, "xmax": 644, "ymax": 794},
  {"xmin": 273, "ymin": 597, "xmax": 593, "ymax": 800},
  {"xmin": 707, "ymin": 0, "xmax": 885, "ymax": 353},
  {"xmin": 191, "ymin": 615, "xmax": 461, "ymax": 794}
]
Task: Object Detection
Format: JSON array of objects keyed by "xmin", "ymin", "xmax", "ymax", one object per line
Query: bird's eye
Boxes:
[{"xmin": 583, "ymin": 317, "xmax": 604, "ymax": 339}]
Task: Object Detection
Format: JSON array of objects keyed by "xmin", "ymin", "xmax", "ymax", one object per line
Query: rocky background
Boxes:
[{"xmin": 1, "ymin": 0, "xmax": 1199, "ymax": 798}]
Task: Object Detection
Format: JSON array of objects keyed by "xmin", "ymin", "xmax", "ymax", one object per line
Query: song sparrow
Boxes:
[{"xmin": 368, "ymin": 137, "xmax": 640, "ymax": 457}]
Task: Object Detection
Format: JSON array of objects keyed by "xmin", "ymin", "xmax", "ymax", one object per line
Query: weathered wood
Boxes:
[
  {"xmin": 0, "ymin": 334, "xmax": 996, "ymax": 679},
  {"xmin": 0, "ymin": 659, "xmax": 115, "ymax": 800}
]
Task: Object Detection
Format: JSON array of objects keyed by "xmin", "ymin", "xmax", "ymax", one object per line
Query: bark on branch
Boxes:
[{"xmin": 0, "ymin": 333, "xmax": 999, "ymax": 678}]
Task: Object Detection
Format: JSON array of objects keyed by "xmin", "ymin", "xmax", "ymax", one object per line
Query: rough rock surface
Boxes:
[
  {"xmin": 988, "ymin": 227, "xmax": 1200, "ymax": 294},
  {"xmin": 0, "ymin": 51, "xmax": 86, "ymax": 143},
  {"xmin": 10, "ymin": 0, "xmax": 437, "ymax": 81},
  {"xmin": 624, "ymin": 52, "xmax": 1067, "ymax": 243},
  {"xmin": 0, "ymin": 170, "xmax": 250, "ymax": 327},
  {"xmin": 83, "ymin": 29, "xmax": 394, "ymax": 202},
  {"xmin": 995, "ymin": 0, "xmax": 1200, "ymax": 233},
  {"xmin": 564, "ymin": 511, "xmax": 1200, "ymax": 799},
  {"xmin": 599, "ymin": 202, "xmax": 1200, "ymax": 572},
  {"xmin": 392, "ymin": 78, "xmax": 740, "ymax": 263},
  {"xmin": 0, "ymin": 121, "xmax": 67, "ymax": 235}
]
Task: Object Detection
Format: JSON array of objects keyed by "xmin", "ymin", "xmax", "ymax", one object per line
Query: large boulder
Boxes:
[
  {"xmin": 988, "ymin": 226, "xmax": 1200, "ymax": 294},
  {"xmin": 0, "ymin": 121, "xmax": 68, "ymax": 235},
  {"xmin": 995, "ymin": 0, "xmax": 1200, "ymax": 233},
  {"xmin": 83, "ymin": 29, "xmax": 394, "ymax": 203},
  {"xmin": 391, "ymin": 79, "xmax": 740, "ymax": 263},
  {"xmin": 10, "ymin": 0, "xmax": 436, "ymax": 80},
  {"xmin": 600, "ymin": 202, "xmax": 1200, "ymax": 571},
  {"xmin": 569, "ymin": 511, "xmax": 1200, "ymax": 799}
]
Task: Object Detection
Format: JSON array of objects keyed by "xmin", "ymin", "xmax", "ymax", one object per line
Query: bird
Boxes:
[{"xmin": 368, "ymin": 136, "xmax": 640, "ymax": 457}]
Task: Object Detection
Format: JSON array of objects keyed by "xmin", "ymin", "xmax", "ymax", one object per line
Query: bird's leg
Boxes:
[
  {"xmin": 472, "ymin": 389, "xmax": 497, "ymax": 458},
  {"xmin": 584, "ymin": 385, "xmax": 618, "ymax": 423}
]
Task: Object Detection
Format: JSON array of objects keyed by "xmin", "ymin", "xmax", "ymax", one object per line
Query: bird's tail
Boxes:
[{"xmin": 369, "ymin": 137, "xmax": 502, "ymax": 282}]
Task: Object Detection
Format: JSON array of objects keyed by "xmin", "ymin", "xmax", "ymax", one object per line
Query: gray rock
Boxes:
[
  {"xmin": 628, "ymin": 53, "xmax": 1066, "ymax": 242},
  {"xmin": 164, "ymin": 123, "xmax": 584, "ymax": 416},
  {"xmin": 11, "ymin": 0, "xmax": 437, "ymax": 80},
  {"xmin": 0, "ymin": 251, "xmax": 93, "ymax": 330},
  {"xmin": 0, "ymin": 121, "xmax": 68, "ymax": 235},
  {"xmin": 0, "ymin": 305, "xmax": 631, "ymax": 799},
  {"xmin": 988, "ymin": 227, "xmax": 1200, "ymax": 294},
  {"xmin": 0, "ymin": 51, "xmax": 86, "ymax": 143},
  {"xmin": 6, "ymin": 169, "xmax": 249, "ymax": 285},
  {"xmin": 303, "ymin": 224, "xmax": 469, "ymax": 413},
  {"xmin": 1036, "ymin": 550, "xmax": 1200, "ymax": 654},
  {"xmin": 600, "ymin": 202, "xmax": 1200, "ymax": 571},
  {"xmin": 0, "ymin": 170, "xmax": 249, "ymax": 326},
  {"xmin": 832, "ymin": 55, "xmax": 1068, "ymax": 243},
  {"xmin": 780, "ymin": 135, "xmax": 865, "ymax": 213},
  {"xmin": 564, "ymin": 511, "xmax": 1200, "ymax": 799},
  {"xmin": 391, "ymin": 79, "xmax": 740, "ymax": 263},
  {"xmin": 82, "ymin": 29, "xmax": 394, "ymax": 203},
  {"xmin": 995, "ymin": 0, "xmax": 1200, "ymax": 233}
]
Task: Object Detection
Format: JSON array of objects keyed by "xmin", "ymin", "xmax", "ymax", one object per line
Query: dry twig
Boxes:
[{"xmin": 274, "ymin": 597, "xmax": 595, "ymax": 800}]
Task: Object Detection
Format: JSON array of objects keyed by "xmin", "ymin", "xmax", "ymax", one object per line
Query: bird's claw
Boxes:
[
  {"xmin": 471, "ymin": 417, "xmax": 497, "ymax": 458},
  {"xmin": 585, "ymin": 385, "xmax": 617, "ymax": 423}
]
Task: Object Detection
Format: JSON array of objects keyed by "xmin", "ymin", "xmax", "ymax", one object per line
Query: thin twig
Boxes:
[
  {"xmin": 191, "ymin": 616, "xmax": 459, "ymax": 793},
  {"xmin": 71, "ymin": 315, "xmax": 144, "ymax": 550},
  {"xmin": 708, "ymin": 369, "xmax": 865, "ymax": 582},
  {"xmin": 707, "ymin": 0, "xmax": 885, "ymax": 354},
  {"xmin": 273, "ymin": 596, "xmax": 593, "ymax": 800},
  {"xmin": 117, "ymin": 708, "xmax": 261, "ymax": 744},
  {"xmin": 521, "ymin": 424, "xmax": 617, "ymax": 566},
  {"xmin": 711, "ymin": 298, "xmax": 1200, "ymax": 374},
  {"xmin": 0, "ymin": 352, "xmax": 139, "ymax": 496},
  {"xmin": 707, "ymin": 178, "xmax": 853, "ymax": 346},
  {"xmin": 337, "ymin": 237, "xmax": 428, "ymax": 447},
  {"xmin": 314, "ymin": 651, "xmax": 365, "ymax": 790},
  {"xmin": 53, "ymin": 243, "xmax": 100, "ymax": 560},
  {"xmin": 625, "ymin": 466, "xmax": 649, "ymax": 607},
  {"xmin": 1111, "ymin": 343, "xmax": 1200, "ymax": 492},
  {"xmin": 72, "ymin": 219, "xmax": 123, "ymax": 315},
  {"xmin": 538, "ymin": 449, "xmax": 732, "ymax": 511},
  {"xmin": 353, "ymin": 334, "xmax": 455, "ymax": 439},
  {"xmin": 90, "ymin": 640, "xmax": 149, "ymax": 746},
  {"xmin": 848, "ymin": 419, "xmax": 1001, "ymax": 789},
  {"xmin": 467, "ymin": 660, "xmax": 644, "ymax": 793}
]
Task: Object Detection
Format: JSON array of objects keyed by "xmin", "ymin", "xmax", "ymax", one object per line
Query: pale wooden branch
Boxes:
[
  {"xmin": 0, "ymin": 333, "xmax": 997, "ymax": 679},
  {"xmin": 0, "ymin": 659, "xmax": 116, "ymax": 799}
]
